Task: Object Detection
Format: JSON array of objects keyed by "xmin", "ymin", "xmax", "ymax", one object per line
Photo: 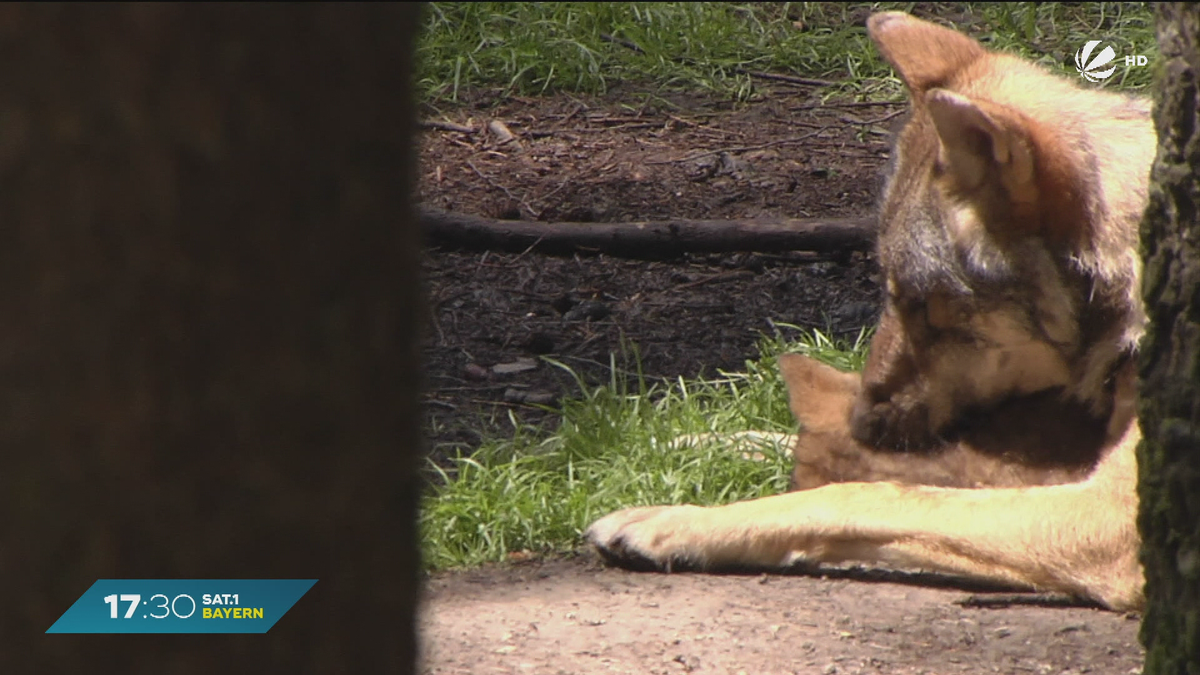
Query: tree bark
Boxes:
[
  {"xmin": 0, "ymin": 5, "xmax": 424, "ymax": 673},
  {"xmin": 1138, "ymin": 3, "xmax": 1200, "ymax": 673},
  {"xmin": 421, "ymin": 208, "xmax": 876, "ymax": 258}
]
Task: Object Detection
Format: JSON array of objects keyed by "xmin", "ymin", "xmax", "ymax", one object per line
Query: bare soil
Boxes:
[
  {"xmin": 416, "ymin": 86, "xmax": 1145, "ymax": 673},
  {"xmin": 420, "ymin": 90, "xmax": 889, "ymax": 459},
  {"xmin": 421, "ymin": 557, "xmax": 1142, "ymax": 675}
]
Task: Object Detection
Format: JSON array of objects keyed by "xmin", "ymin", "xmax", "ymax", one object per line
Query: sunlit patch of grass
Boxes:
[
  {"xmin": 420, "ymin": 327, "xmax": 870, "ymax": 570},
  {"xmin": 416, "ymin": 3, "xmax": 1156, "ymax": 107}
]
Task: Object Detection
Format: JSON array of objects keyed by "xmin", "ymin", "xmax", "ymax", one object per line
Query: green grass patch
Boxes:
[
  {"xmin": 421, "ymin": 327, "xmax": 869, "ymax": 570},
  {"xmin": 417, "ymin": 2, "xmax": 1157, "ymax": 106}
]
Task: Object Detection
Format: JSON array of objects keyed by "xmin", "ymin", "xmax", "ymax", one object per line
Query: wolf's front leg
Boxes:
[
  {"xmin": 586, "ymin": 486, "xmax": 901, "ymax": 573},
  {"xmin": 586, "ymin": 430, "xmax": 1143, "ymax": 612}
]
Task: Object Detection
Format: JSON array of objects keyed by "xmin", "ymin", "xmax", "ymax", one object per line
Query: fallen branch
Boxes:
[{"xmin": 421, "ymin": 208, "xmax": 875, "ymax": 258}]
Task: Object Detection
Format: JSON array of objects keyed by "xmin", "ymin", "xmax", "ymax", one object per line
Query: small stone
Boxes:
[
  {"xmin": 563, "ymin": 300, "xmax": 610, "ymax": 322},
  {"xmin": 463, "ymin": 363, "xmax": 490, "ymax": 380}
]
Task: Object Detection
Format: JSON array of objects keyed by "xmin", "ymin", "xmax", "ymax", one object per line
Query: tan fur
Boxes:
[
  {"xmin": 783, "ymin": 354, "xmax": 1109, "ymax": 492},
  {"xmin": 587, "ymin": 12, "xmax": 1155, "ymax": 611}
]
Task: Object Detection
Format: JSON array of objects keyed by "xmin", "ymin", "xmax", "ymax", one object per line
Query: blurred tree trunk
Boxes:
[
  {"xmin": 0, "ymin": 5, "xmax": 424, "ymax": 673},
  {"xmin": 1138, "ymin": 3, "xmax": 1200, "ymax": 674}
]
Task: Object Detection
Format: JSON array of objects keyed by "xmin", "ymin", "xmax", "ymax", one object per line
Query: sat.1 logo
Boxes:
[{"xmin": 1074, "ymin": 39, "xmax": 1148, "ymax": 83}]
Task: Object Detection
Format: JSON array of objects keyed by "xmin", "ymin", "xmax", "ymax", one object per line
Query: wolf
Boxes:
[{"xmin": 587, "ymin": 11, "xmax": 1156, "ymax": 611}]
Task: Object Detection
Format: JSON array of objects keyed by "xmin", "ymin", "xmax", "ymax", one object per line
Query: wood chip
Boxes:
[
  {"xmin": 488, "ymin": 119, "xmax": 516, "ymax": 144},
  {"xmin": 492, "ymin": 357, "xmax": 538, "ymax": 375}
]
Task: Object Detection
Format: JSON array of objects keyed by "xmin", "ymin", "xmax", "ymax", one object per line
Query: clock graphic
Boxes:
[
  {"xmin": 47, "ymin": 579, "xmax": 316, "ymax": 634},
  {"xmin": 105, "ymin": 592, "xmax": 197, "ymax": 620}
]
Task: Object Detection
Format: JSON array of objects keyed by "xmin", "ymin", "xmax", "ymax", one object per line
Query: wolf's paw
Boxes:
[{"xmin": 585, "ymin": 505, "xmax": 712, "ymax": 572}]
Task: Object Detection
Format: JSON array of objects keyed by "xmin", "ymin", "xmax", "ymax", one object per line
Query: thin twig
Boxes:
[
  {"xmin": 427, "ymin": 304, "xmax": 446, "ymax": 346},
  {"xmin": 742, "ymin": 70, "xmax": 835, "ymax": 87},
  {"xmin": 459, "ymin": 398, "xmax": 547, "ymax": 410},
  {"xmin": 509, "ymin": 237, "xmax": 546, "ymax": 267},
  {"xmin": 858, "ymin": 109, "xmax": 906, "ymax": 126},
  {"xmin": 670, "ymin": 270, "xmax": 756, "ymax": 291},
  {"xmin": 599, "ymin": 32, "xmax": 645, "ymax": 53},
  {"xmin": 790, "ymin": 101, "xmax": 902, "ymax": 111},
  {"xmin": 430, "ymin": 385, "xmax": 522, "ymax": 393},
  {"xmin": 536, "ymin": 176, "xmax": 573, "ymax": 205},
  {"xmin": 840, "ymin": 110, "xmax": 905, "ymax": 126},
  {"xmin": 583, "ymin": 115, "xmax": 651, "ymax": 124},
  {"xmin": 583, "ymin": 123, "xmax": 665, "ymax": 132},
  {"xmin": 645, "ymin": 129, "xmax": 825, "ymax": 165},
  {"xmin": 666, "ymin": 114, "xmax": 698, "ymax": 127},
  {"xmin": 424, "ymin": 399, "xmax": 458, "ymax": 411}
]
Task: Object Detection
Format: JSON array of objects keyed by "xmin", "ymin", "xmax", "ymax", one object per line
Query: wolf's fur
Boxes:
[{"xmin": 587, "ymin": 12, "xmax": 1155, "ymax": 611}]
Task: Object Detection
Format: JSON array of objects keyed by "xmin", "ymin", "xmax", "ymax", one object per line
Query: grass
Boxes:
[
  {"xmin": 422, "ymin": 326, "xmax": 869, "ymax": 570},
  {"xmin": 417, "ymin": 2, "xmax": 1157, "ymax": 106}
]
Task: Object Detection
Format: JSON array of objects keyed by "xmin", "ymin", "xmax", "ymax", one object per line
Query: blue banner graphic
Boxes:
[{"xmin": 47, "ymin": 579, "xmax": 317, "ymax": 633}]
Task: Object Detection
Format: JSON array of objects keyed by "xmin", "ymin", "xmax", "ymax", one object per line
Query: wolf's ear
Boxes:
[
  {"xmin": 925, "ymin": 89, "xmax": 1035, "ymax": 198},
  {"xmin": 778, "ymin": 354, "xmax": 859, "ymax": 433},
  {"xmin": 867, "ymin": 12, "xmax": 984, "ymax": 95}
]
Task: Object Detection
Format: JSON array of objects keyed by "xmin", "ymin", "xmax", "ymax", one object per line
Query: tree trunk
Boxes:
[
  {"xmin": 1138, "ymin": 3, "xmax": 1200, "ymax": 673},
  {"xmin": 0, "ymin": 5, "xmax": 424, "ymax": 673}
]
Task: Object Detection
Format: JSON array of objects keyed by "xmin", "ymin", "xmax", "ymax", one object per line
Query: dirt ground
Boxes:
[
  {"xmin": 416, "ymin": 83, "xmax": 1146, "ymax": 673},
  {"xmin": 421, "ymin": 557, "xmax": 1143, "ymax": 675},
  {"xmin": 420, "ymin": 89, "xmax": 889, "ymax": 459}
]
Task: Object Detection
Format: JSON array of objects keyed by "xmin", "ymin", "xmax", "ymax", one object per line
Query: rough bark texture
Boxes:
[
  {"xmin": 1138, "ymin": 4, "xmax": 1200, "ymax": 673},
  {"xmin": 422, "ymin": 208, "xmax": 876, "ymax": 257},
  {"xmin": 0, "ymin": 5, "xmax": 423, "ymax": 672}
]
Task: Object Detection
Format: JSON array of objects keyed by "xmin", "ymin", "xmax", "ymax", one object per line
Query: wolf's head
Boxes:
[{"xmin": 851, "ymin": 13, "xmax": 1153, "ymax": 450}]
